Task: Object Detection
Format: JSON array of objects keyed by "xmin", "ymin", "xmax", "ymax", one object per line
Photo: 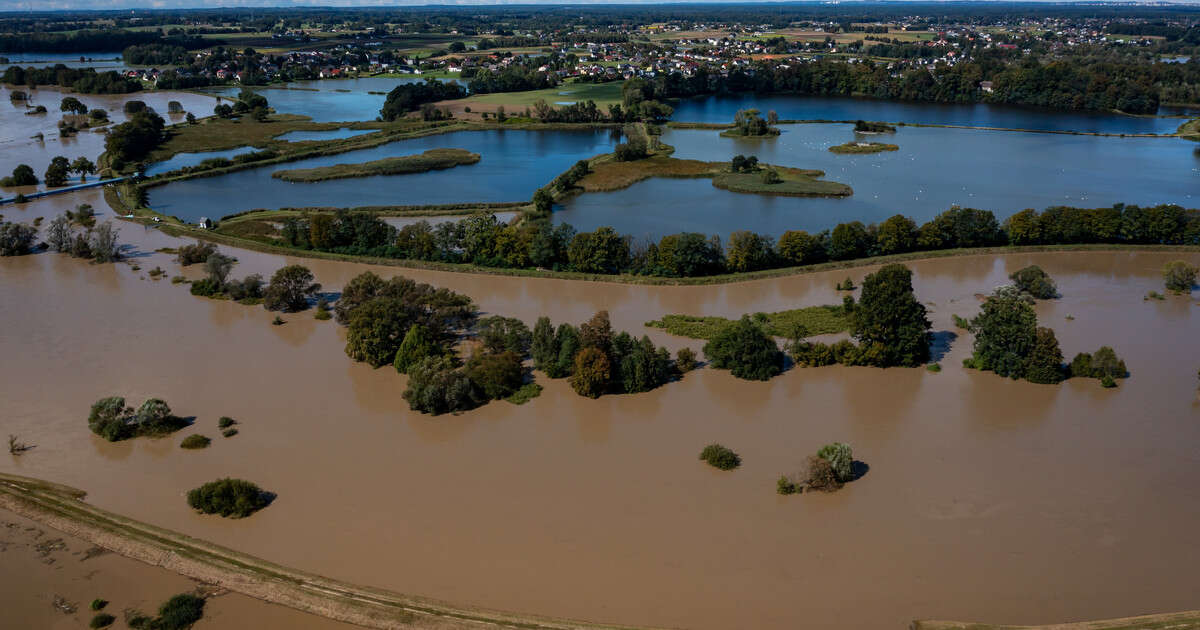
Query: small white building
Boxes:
[{"xmin": 198, "ymin": 217, "xmax": 214, "ymax": 229}]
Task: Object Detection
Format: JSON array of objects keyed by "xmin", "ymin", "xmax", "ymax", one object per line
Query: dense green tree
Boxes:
[
  {"xmin": 44, "ymin": 156, "xmax": 70, "ymax": 187},
  {"xmin": 568, "ymin": 227, "xmax": 630, "ymax": 274},
  {"xmin": 776, "ymin": 230, "xmax": 827, "ymax": 265},
  {"xmin": 570, "ymin": 346, "xmax": 611, "ymax": 398},
  {"xmin": 851, "ymin": 264, "xmax": 931, "ymax": 367},
  {"xmin": 969, "ymin": 286, "xmax": 1037, "ymax": 379},
  {"xmin": 703, "ymin": 316, "xmax": 783, "ymax": 381},
  {"xmin": 531, "ymin": 316, "xmax": 556, "ymax": 371},
  {"xmin": 345, "ymin": 297, "xmax": 417, "ymax": 367},
  {"xmin": 403, "ymin": 356, "xmax": 481, "ymax": 415},
  {"xmin": 464, "ymin": 350, "xmax": 524, "ymax": 400},
  {"xmin": 263, "ymin": 265, "xmax": 319, "ymax": 312},
  {"xmin": 550, "ymin": 323, "xmax": 581, "ymax": 378},
  {"xmin": 1023, "ymin": 327, "xmax": 1065, "ymax": 384},
  {"xmin": 186, "ymin": 478, "xmax": 270, "ymax": 518},
  {"xmin": 46, "ymin": 215, "xmax": 73, "ymax": 252},
  {"xmin": 829, "ymin": 221, "xmax": 873, "ymax": 260},
  {"xmin": 654, "ymin": 232, "xmax": 724, "ymax": 277},
  {"xmin": 817, "ymin": 442, "xmax": 854, "ymax": 483},
  {"xmin": 726, "ymin": 230, "xmax": 774, "ymax": 273},
  {"xmin": 393, "ymin": 324, "xmax": 437, "ymax": 374},
  {"xmin": 616, "ymin": 335, "xmax": 674, "ymax": 393},
  {"xmin": 70, "ymin": 156, "xmax": 96, "ymax": 182},
  {"xmin": 475, "ymin": 315, "xmax": 531, "ymax": 356},
  {"xmin": 60, "ymin": 96, "xmax": 88, "ymax": 114},
  {"xmin": 875, "ymin": 214, "xmax": 918, "ymax": 255},
  {"xmin": 579, "ymin": 310, "xmax": 614, "ymax": 358},
  {"xmin": 1, "ymin": 164, "xmax": 38, "ymax": 187},
  {"xmin": 1010, "ymin": 265, "xmax": 1058, "ymax": 299}
]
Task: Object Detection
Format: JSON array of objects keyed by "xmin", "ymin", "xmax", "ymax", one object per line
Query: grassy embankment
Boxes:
[
  {"xmin": 0, "ymin": 473, "xmax": 641, "ymax": 630},
  {"xmin": 647, "ymin": 305, "xmax": 852, "ymax": 340},
  {"xmin": 829, "ymin": 142, "xmax": 899, "ymax": 154},
  {"xmin": 271, "ymin": 148, "xmax": 480, "ymax": 182},
  {"xmin": 719, "ymin": 128, "xmax": 782, "ymax": 139},
  {"xmin": 1179, "ymin": 118, "xmax": 1200, "ymax": 141},
  {"xmin": 912, "ymin": 612, "xmax": 1200, "ymax": 630}
]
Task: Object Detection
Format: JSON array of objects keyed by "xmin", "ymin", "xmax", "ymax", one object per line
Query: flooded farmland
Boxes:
[{"xmin": 2, "ymin": 189, "xmax": 1199, "ymax": 629}]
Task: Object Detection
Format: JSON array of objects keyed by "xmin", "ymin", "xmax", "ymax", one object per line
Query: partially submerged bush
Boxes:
[
  {"xmin": 217, "ymin": 416, "xmax": 235, "ymax": 429},
  {"xmin": 87, "ymin": 396, "xmax": 186, "ymax": 441},
  {"xmin": 1069, "ymin": 346, "xmax": 1129, "ymax": 383},
  {"xmin": 816, "ymin": 442, "xmax": 853, "ymax": 482},
  {"xmin": 186, "ymin": 478, "xmax": 270, "ymax": 518},
  {"xmin": 675, "ymin": 347, "xmax": 698, "ymax": 372},
  {"xmin": 90, "ymin": 599, "xmax": 108, "ymax": 611},
  {"xmin": 89, "ymin": 613, "xmax": 116, "ymax": 629},
  {"xmin": 128, "ymin": 593, "xmax": 205, "ymax": 630},
  {"xmin": 1163, "ymin": 260, "xmax": 1197, "ymax": 293},
  {"xmin": 1010, "ymin": 265, "xmax": 1058, "ymax": 299},
  {"xmin": 703, "ymin": 316, "xmax": 783, "ymax": 381},
  {"xmin": 176, "ymin": 241, "xmax": 216, "ymax": 266},
  {"xmin": 180, "ymin": 434, "xmax": 211, "ymax": 449},
  {"xmin": 699, "ymin": 443, "xmax": 741, "ymax": 470}
]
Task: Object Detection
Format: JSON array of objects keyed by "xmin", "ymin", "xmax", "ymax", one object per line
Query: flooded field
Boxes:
[
  {"xmin": 2, "ymin": 189, "xmax": 1199, "ymax": 629},
  {"xmin": 557, "ymin": 125, "xmax": 1199, "ymax": 239},
  {"xmin": 0, "ymin": 510, "xmax": 360, "ymax": 630},
  {"xmin": 201, "ymin": 76, "xmax": 469, "ymax": 123},
  {"xmin": 0, "ymin": 85, "xmax": 216, "ymax": 189}
]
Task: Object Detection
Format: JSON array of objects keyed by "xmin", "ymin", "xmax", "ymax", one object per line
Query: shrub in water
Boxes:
[
  {"xmin": 89, "ymin": 613, "xmax": 116, "ymax": 628},
  {"xmin": 699, "ymin": 443, "xmax": 741, "ymax": 470},
  {"xmin": 180, "ymin": 434, "xmax": 211, "ymax": 449},
  {"xmin": 816, "ymin": 442, "xmax": 853, "ymax": 482},
  {"xmin": 186, "ymin": 478, "xmax": 270, "ymax": 518}
]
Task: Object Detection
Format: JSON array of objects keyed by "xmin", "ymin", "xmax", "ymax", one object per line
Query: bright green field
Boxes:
[{"xmin": 463, "ymin": 80, "xmax": 624, "ymax": 108}]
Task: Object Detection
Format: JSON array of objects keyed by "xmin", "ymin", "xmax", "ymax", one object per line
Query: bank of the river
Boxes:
[
  {"xmin": 912, "ymin": 612, "xmax": 1200, "ymax": 630},
  {"xmin": 0, "ymin": 506, "xmax": 362, "ymax": 630},
  {"xmin": 3, "ymin": 187, "xmax": 1200, "ymax": 630}
]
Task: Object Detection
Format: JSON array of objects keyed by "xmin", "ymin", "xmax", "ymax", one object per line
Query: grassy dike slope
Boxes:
[
  {"xmin": 912, "ymin": 611, "xmax": 1200, "ymax": 630},
  {"xmin": 0, "ymin": 472, "xmax": 650, "ymax": 630},
  {"xmin": 272, "ymin": 149, "xmax": 480, "ymax": 182}
]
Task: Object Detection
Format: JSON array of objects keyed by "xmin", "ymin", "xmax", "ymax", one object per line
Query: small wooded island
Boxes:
[{"xmin": 829, "ymin": 141, "xmax": 899, "ymax": 154}]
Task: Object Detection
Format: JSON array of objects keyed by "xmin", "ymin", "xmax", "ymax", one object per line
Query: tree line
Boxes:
[
  {"xmin": 2, "ymin": 65, "xmax": 142, "ymax": 94},
  {"xmin": 268, "ymin": 203, "xmax": 1199, "ymax": 279}
]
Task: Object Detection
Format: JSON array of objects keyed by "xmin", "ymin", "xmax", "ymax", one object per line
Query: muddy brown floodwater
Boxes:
[
  {"xmin": 0, "ymin": 85, "xmax": 217, "ymax": 187},
  {"xmin": 2, "ymin": 190, "xmax": 1200, "ymax": 630},
  {"xmin": 0, "ymin": 510, "xmax": 363, "ymax": 630}
]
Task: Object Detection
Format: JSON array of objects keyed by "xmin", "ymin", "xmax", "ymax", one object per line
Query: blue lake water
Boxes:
[
  {"xmin": 670, "ymin": 94, "xmax": 1185, "ymax": 135},
  {"xmin": 150, "ymin": 128, "xmax": 618, "ymax": 221},
  {"xmin": 202, "ymin": 77, "xmax": 469, "ymax": 123},
  {"xmin": 274, "ymin": 128, "xmax": 376, "ymax": 142},
  {"xmin": 144, "ymin": 146, "xmax": 257, "ymax": 176},
  {"xmin": 554, "ymin": 125, "xmax": 1199, "ymax": 240},
  {"xmin": 0, "ymin": 51, "xmax": 127, "ymax": 71}
]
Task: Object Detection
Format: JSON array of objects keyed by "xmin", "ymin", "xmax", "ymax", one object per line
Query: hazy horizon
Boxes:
[{"xmin": 2, "ymin": 0, "xmax": 1200, "ymax": 11}]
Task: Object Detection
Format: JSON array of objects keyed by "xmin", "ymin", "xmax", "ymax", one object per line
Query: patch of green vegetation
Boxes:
[
  {"xmin": 829, "ymin": 141, "xmax": 898, "ymax": 154},
  {"xmin": 187, "ymin": 479, "xmax": 270, "ymax": 518},
  {"xmin": 90, "ymin": 599, "xmax": 108, "ymax": 611},
  {"xmin": 89, "ymin": 613, "xmax": 115, "ymax": 629},
  {"xmin": 180, "ymin": 434, "xmax": 211, "ymax": 450},
  {"xmin": 271, "ymin": 148, "xmax": 480, "ymax": 182},
  {"xmin": 699, "ymin": 443, "xmax": 741, "ymax": 470},
  {"xmin": 647, "ymin": 305, "xmax": 851, "ymax": 340},
  {"xmin": 222, "ymin": 428, "xmax": 239, "ymax": 438},
  {"xmin": 505, "ymin": 382, "xmax": 543, "ymax": 405},
  {"xmin": 218, "ymin": 416, "xmax": 236, "ymax": 429},
  {"xmin": 128, "ymin": 593, "xmax": 206, "ymax": 630},
  {"xmin": 926, "ymin": 363, "xmax": 942, "ymax": 373},
  {"xmin": 463, "ymin": 80, "xmax": 624, "ymax": 108}
]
